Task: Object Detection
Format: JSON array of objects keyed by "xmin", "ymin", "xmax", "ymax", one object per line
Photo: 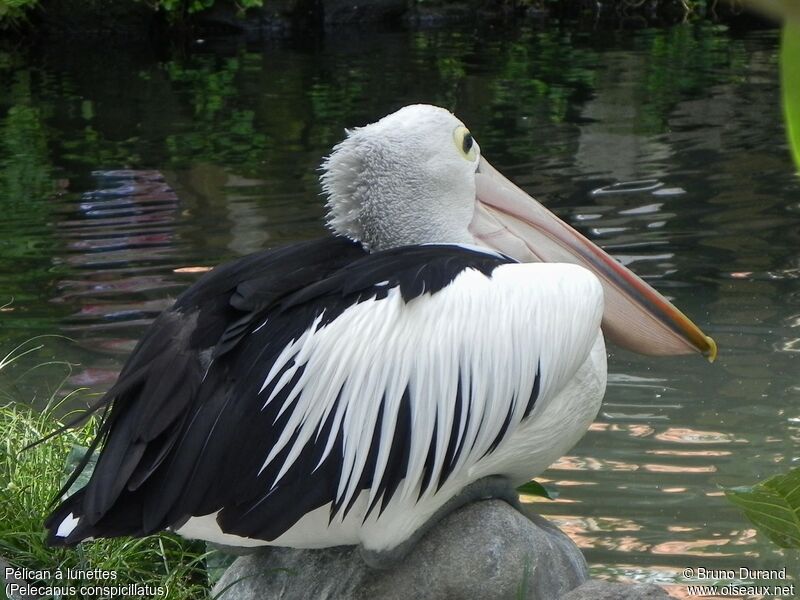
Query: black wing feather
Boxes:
[{"xmin": 46, "ymin": 237, "xmax": 511, "ymax": 546}]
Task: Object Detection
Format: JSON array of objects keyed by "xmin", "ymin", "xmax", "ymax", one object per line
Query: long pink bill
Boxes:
[{"xmin": 469, "ymin": 157, "xmax": 717, "ymax": 361}]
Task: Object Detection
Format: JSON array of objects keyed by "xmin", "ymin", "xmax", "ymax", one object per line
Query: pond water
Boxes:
[{"xmin": 1, "ymin": 23, "xmax": 798, "ymax": 595}]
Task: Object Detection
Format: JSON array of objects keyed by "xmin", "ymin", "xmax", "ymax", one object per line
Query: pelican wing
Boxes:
[
  {"xmin": 47, "ymin": 241, "xmax": 603, "ymax": 547},
  {"xmin": 46, "ymin": 236, "xmax": 365, "ymax": 543}
]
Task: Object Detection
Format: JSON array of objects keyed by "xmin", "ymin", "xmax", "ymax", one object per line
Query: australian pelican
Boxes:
[{"xmin": 47, "ymin": 105, "xmax": 716, "ymax": 564}]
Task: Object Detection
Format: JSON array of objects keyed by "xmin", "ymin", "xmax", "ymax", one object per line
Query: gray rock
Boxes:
[
  {"xmin": 561, "ymin": 580, "xmax": 674, "ymax": 599},
  {"xmin": 0, "ymin": 557, "xmax": 41, "ymax": 600},
  {"xmin": 213, "ymin": 499, "xmax": 589, "ymax": 600}
]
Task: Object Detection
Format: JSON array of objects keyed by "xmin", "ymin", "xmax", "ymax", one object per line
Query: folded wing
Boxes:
[{"xmin": 47, "ymin": 240, "xmax": 603, "ymax": 548}]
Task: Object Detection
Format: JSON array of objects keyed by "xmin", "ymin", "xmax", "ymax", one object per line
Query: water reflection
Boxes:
[{"xmin": 0, "ymin": 23, "xmax": 797, "ymax": 590}]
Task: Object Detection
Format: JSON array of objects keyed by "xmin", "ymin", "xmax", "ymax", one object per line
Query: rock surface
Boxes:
[
  {"xmin": 212, "ymin": 499, "xmax": 589, "ymax": 600},
  {"xmin": 561, "ymin": 580, "xmax": 674, "ymax": 599},
  {"xmin": 0, "ymin": 557, "xmax": 40, "ymax": 600}
]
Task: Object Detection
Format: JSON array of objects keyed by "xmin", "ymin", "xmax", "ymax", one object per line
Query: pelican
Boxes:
[{"xmin": 46, "ymin": 104, "xmax": 716, "ymax": 565}]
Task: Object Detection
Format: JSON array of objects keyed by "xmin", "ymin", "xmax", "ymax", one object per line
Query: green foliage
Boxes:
[
  {"xmin": 0, "ymin": 342, "xmax": 211, "ymax": 600},
  {"xmin": 725, "ymin": 467, "xmax": 800, "ymax": 548},
  {"xmin": 0, "ymin": 0, "xmax": 265, "ymax": 26},
  {"xmin": 148, "ymin": 0, "xmax": 263, "ymax": 16},
  {"xmin": 781, "ymin": 23, "xmax": 800, "ymax": 170},
  {"xmin": 0, "ymin": 401, "xmax": 212, "ymax": 598},
  {"xmin": 0, "ymin": 0, "xmax": 38, "ymax": 28},
  {"xmin": 516, "ymin": 480, "xmax": 558, "ymax": 500}
]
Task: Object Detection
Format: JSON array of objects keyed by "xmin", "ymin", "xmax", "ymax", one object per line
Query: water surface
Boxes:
[{"xmin": 0, "ymin": 24, "xmax": 797, "ymax": 594}]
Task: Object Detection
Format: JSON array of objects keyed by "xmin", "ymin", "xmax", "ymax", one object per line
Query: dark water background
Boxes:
[{"xmin": 1, "ymin": 23, "xmax": 798, "ymax": 595}]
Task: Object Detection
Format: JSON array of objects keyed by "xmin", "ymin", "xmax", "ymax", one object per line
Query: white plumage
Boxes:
[
  {"xmin": 47, "ymin": 104, "xmax": 712, "ymax": 559},
  {"xmin": 176, "ymin": 262, "xmax": 605, "ymax": 552}
]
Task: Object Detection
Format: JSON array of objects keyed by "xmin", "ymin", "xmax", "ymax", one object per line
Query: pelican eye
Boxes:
[
  {"xmin": 454, "ymin": 126, "xmax": 478, "ymax": 161},
  {"xmin": 462, "ymin": 132, "xmax": 473, "ymax": 154}
]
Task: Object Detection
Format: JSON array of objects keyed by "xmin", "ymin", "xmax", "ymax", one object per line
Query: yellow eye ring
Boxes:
[{"xmin": 453, "ymin": 126, "xmax": 478, "ymax": 161}]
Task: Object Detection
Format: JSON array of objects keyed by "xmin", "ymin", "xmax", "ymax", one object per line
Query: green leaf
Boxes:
[
  {"xmin": 725, "ymin": 467, "xmax": 800, "ymax": 548},
  {"xmin": 516, "ymin": 480, "xmax": 558, "ymax": 500},
  {"xmin": 62, "ymin": 443, "xmax": 97, "ymax": 497},
  {"xmin": 781, "ymin": 22, "xmax": 800, "ymax": 170}
]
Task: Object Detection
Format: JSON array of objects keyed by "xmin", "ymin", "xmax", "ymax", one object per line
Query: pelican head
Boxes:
[
  {"xmin": 321, "ymin": 104, "xmax": 717, "ymax": 360},
  {"xmin": 323, "ymin": 105, "xmax": 479, "ymax": 251}
]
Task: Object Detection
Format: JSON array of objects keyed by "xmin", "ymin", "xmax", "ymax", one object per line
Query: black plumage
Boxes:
[{"xmin": 46, "ymin": 236, "xmax": 515, "ymax": 546}]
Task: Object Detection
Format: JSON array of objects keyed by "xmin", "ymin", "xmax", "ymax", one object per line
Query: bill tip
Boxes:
[{"xmin": 704, "ymin": 335, "xmax": 718, "ymax": 363}]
